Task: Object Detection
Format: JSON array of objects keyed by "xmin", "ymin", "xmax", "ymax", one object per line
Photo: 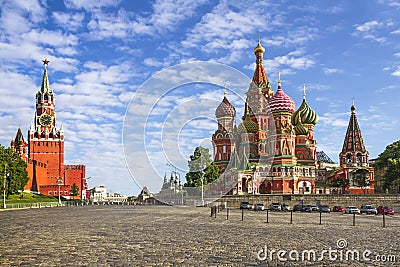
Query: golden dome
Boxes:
[{"xmin": 254, "ymin": 39, "xmax": 265, "ymax": 54}]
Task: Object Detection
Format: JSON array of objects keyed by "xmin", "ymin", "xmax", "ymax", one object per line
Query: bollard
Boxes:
[
  {"xmin": 214, "ymin": 206, "xmax": 217, "ymax": 218},
  {"xmin": 352, "ymin": 213, "xmax": 355, "ymax": 226},
  {"xmin": 226, "ymin": 208, "xmax": 229, "ymax": 220},
  {"xmin": 266, "ymin": 209, "xmax": 269, "ymax": 223},
  {"xmin": 290, "ymin": 210, "xmax": 293, "ymax": 224},
  {"xmin": 210, "ymin": 207, "xmax": 213, "ymax": 217},
  {"xmin": 319, "ymin": 211, "xmax": 322, "ymax": 225},
  {"xmin": 383, "ymin": 213, "xmax": 386, "ymax": 228},
  {"xmin": 242, "ymin": 208, "xmax": 244, "ymax": 221}
]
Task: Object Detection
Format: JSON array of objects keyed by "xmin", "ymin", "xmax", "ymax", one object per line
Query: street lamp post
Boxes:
[
  {"xmin": 57, "ymin": 179, "xmax": 63, "ymax": 205},
  {"xmin": 200, "ymin": 168, "xmax": 204, "ymax": 206},
  {"xmin": 3, "ymin": 163, "xmax": 7, "ymax": 209}
]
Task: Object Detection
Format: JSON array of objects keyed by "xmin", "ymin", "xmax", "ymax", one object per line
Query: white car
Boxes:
[{"xmin": 345, "ymin": 206, "xmax": 360, "ymax": 214}]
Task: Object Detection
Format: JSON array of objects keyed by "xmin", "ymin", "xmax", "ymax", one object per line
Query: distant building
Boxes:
[
  {"xmin": 11, "ymin": 60, "xmax": 87, "ymax": 199},
  {"xmin": 88, "ymin": 186, "xmax": 127, "ymax": 203},
  {"xmin": 157, "ymin": 172, "xmax": 185, "ymax": 205},
  {"xmin": 88, "ymin": 186, "xmax": 107, "ymax": 202}
]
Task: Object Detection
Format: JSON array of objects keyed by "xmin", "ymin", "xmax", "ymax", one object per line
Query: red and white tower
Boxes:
[{"xmin": 28, "ymin": 59, "xmax": 65, "ymax": 189}]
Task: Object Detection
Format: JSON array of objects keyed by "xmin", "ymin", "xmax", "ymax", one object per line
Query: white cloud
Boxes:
[
  {"xmin": 391, "ymin": 67, "xmax": 400, "ymax": 76},
  {"xmin": 52, "ymin": 11, "xmax": 85, "ymax": 31},
  {"xmin": 64, "ymin": 0, "xmax": 120, "ymax": 11},
  {"xmin": 355, "ymin": 21, "xmax": 384, "ymax": 32},
  {"xmin": 323, "ymin": 67, "xmax": 342, "ymax": 74}
]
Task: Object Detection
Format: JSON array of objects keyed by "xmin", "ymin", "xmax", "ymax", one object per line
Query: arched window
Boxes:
[
  {"xmin": 356, "ymin": 153, "xmax": 362, "ymax": 163},
  {"xmin": 346, "ymin": 153, "xmax": 352, "ymax": 163}
]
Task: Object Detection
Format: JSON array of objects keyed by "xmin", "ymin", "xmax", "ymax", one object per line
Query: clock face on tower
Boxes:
[{"xmin": 39, "ymin": 113, "xmax": 53, "ymax": 127}]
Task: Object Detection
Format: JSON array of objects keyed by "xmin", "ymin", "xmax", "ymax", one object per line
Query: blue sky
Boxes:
[{"xmin": 0, "ymin": 0, "xmax": 399, "ymax": 195}]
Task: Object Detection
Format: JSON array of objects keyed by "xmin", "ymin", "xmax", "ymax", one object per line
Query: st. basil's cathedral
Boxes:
[{"xmin": 211, "ymin": 40, "xmax": 374, "ymax": 195}]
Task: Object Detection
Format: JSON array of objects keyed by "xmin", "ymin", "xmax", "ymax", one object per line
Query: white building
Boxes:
[{"xmin": 88, "ymin": 186, "xmax": 128, "ymax": 203}]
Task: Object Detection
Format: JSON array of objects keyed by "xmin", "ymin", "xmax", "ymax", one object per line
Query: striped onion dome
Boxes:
[
  {"xmin": 269, "ymin": 80, "xmax": 296, "ymax": 114},
  {"xmin": 291, "ymin": 92, "xmax": 318, "ymax": 125},
  {"xmin": 216, "ymin": 95, "xmax": 236, "ymax": 118},
  {"xmin": 238, "ymin": 114, "xmax": 259, "ymax": 134},
  {"xmin": 293, "ymin": 120, "xmax": 309, "ymax": 136}
]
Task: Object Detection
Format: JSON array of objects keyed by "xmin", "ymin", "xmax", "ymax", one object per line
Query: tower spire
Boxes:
[
  {"xmin": 41, "ymin": 59, "xmax": 51, "ymax": 93},
  {"xmin": 341, "ymin": 102, "xmax": 367, "ymax": 155},
  {"xmin": 277, "ymin": 70, "xmax": 282, "ymax": 90},
  {"xmin": 302, "ymin": 84, "xmax": 307, "ymax": 100}
]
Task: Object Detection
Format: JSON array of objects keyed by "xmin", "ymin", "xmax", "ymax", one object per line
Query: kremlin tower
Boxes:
[{"xmin": 11, "ymin": 60, "xmax": 87, "ymax": 199}]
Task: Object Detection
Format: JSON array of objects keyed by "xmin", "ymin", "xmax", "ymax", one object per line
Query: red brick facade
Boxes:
[{"xmin": 11, "ymin": 61, "xmax": 87, "ymax": 199}]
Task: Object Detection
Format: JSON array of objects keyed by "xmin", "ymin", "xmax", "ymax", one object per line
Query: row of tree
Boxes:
[
  {"xmin": 373, "ymin": 140, "xmax": 400, "ymax": 192},
  {"xmin": 0, "ymin": 145, "xmax": 29, "ymax": 198}
]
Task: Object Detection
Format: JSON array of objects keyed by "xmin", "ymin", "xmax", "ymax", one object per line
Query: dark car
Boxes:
[
  {"xmin": 281, "ymin": 203, "xmax": 290, "ymax": 211},
  {"xmin": 319, "ymin": 205, "xmax": 331, "ymax": 213},
  {"xmin": 303, "ymin": 204, "xmax": 319, "ymax": 212},
  {"xmin": 293, "ymin": 204, "xmax": 303, "ymax": 212},
  {"xmin": 269, "ymin": 202, "xmax": 281, "ymax": 211},
  {"xmin": 240, "ymin": 201, "xmax": 250, "ymax": 209},
  {"xmin": 377, "ymin": 206, "xmax": 395, "ymax": 215},
  {"xmin": 332, "ymin": 206, "xmax": 344, "ymax": 213}
]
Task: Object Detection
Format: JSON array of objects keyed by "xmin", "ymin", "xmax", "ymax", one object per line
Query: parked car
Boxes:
[
  {"xmin": 240, "ymin": 202, "xmax": 250, "ymax": 209},
  {"xmin": 332, "ymin": 206, "xmax": 344, "ymax": 213},
  {"xmin": 293, "ymin": 204, "xmax": 303, "ymax": 212},
  {"xmin": 269, "ymin": 202, "xmax": 281, "ymax": 211},
  {"xmin": 281, "ymin": 203, "xmax": 290, "ymax": 211},
  {"xmin": 319, "ymin": 205, "xmax": 331, "ymax": 213},
  {"xmin": 360, "ymin": 204, "xmax": 377, "ymax": 215},
  {"xmin": 345, "ymin": 206, "xmax": 360, "ymax": 214},
  {"xmin": 377, "ymin": 206, "xmax": 395, "ymax": 215},
  {"xmin": 303, "ymin": 205, "xmax": 319, "ymax": 212},
  {"xmin": 253, "ymin": 203, "xmax": 265, "ymax": 211}
]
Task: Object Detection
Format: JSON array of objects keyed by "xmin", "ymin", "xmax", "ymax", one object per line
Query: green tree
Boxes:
[
  {"xmin": 0, "ymin": 145, "xmax": 29, "ymax": 198},
  {"xmin": 70, "ymin": 183, "xmax": 79, "ymax": 200},
  {"xmin": 329, "ymin": 177, "xmax": 349, "ymax": 193},
  {"xmin": 353, "ymin": 169, "xmax": 370, "ymax": 194},
  {"xmin": 185, "ymin": 147, "xmax": 220, "ymax": 187},
  {"xmin": 374, "ymin": 140, "xmax": 400, "ymax": 192}
]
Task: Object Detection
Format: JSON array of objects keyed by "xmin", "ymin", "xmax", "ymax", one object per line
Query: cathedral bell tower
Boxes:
[{"xmin": 28, "ymin": 59, "xmax": 65, "ymax": 185}]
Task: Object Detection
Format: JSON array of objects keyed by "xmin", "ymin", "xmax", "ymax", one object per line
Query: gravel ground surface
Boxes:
[{"xmin": 0, "ymin": 205, "xmax": 399, "ymax": 266}]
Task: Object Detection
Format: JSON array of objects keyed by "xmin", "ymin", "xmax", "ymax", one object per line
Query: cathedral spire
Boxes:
[
  {"xmin": 251, "ymin": 38, "xmax": 272, "ymax": 97},
  {"xmin": 342, "ymin": 101, "xmax": 366, "ymax": 152},
  {"xmin": 340, "ymin": 101, "xmax": 369, "ymax": 166},
  {"xmin": 41, "ymin": 59, "xmax": 51, "ymax": 94}
]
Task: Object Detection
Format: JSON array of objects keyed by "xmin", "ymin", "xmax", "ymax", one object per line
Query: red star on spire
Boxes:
[{"xmin": 42, "ymin": 59, "xmax": 50, "ymax": 65}]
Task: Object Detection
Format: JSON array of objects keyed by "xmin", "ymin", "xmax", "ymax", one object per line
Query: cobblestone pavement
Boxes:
[{"xmin": 0, "ymin": 205, "xmax": 399, "ymax": 266}]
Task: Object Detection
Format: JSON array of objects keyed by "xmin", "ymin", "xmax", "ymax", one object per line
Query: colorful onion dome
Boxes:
[
  {"xmin": 291, "ymin": 86, "xmax": 318, "ymax": 125},
  {"xmin": 291, "ymin": 99, "xmax": 318, "ymax": 125},
  {"xmin": 238, "ymin": 114, "xmax": 259, "ymax": 134},
  {"xmin": 269, "ymin": 77, "xmax": 296, "ymax": 114},
  {"xmin": 215, "ymin": 94, "xmax": 236, "ymax": 118},
  {"xmin": 293, "ymin": 120, "xmax": 309, "ymax": 136}
]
